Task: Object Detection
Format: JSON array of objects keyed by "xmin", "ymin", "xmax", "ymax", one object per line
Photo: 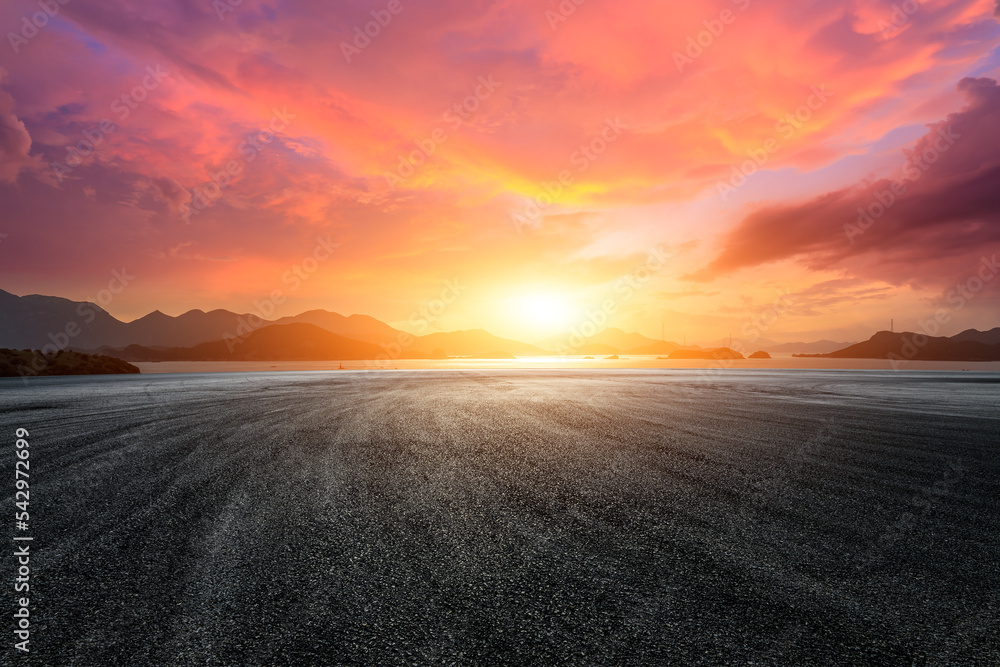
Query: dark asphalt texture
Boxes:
[{"xmin": 1, "ymin": 369, "xmax": 998, "ymax": 665}]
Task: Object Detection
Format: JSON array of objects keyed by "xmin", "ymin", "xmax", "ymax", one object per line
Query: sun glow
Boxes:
[{"xmin": 509, "ymin": 292, "xmax": 578, "ymax": 335}]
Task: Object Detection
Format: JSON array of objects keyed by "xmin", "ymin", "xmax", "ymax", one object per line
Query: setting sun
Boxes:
[{"xmin": 509, "ymin": 292, "xmax": 578, "ymax": 336}]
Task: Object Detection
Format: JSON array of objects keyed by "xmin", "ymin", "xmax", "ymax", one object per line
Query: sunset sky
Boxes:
[{"xmin": 1, "ymin": 0, "xmax": 999, "ymax": 344}]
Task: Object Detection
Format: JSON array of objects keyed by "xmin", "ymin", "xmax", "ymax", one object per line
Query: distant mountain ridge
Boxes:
[
  {"xmin": 126, "ymin": 308, "xmax": 274, "ymax": 348},
  {"xmin": 0, "ymin": 289, "xmax": 133, "ymax": 349},
  {"xmin": 668, "ymin": 347, "xmax": 744, "ymax": 360},
  {"xmin": 272, "ymin": 310, "xmax": 403, "ymax": 345},
  {"xmin": 626, "ymin": 341, "xmax": 684, "ymax": 355},
  {"xmin": 0, "ymin": 289, "xmax": 279, "ymax": 349},
  {"xmin": 766, "ymin": 339, "xmax": 857, "ymax": 355},
  {"xmin": 539, "ymin": 327, "xmax": 663, "ymax": 353},
  {"xmin": 0, "ymin": 289, "xmax": 407, "ymax": 350},
  {"xmin": 0, "ymin": 289, "xmax": 556, "ymax": 359},
  {"xmin": 950, "ymin": 327, "xmax": 1000, "ymax": 345},
  {"xmin": 801, "ymin": 331, "xmax": 1000, "ymax": 361},
  {"xmin": 108, "ymin": 323, "xmax": 392, "ymax": 362},
  {"xmin": 415, "ymin": 330, "xmax": 549, "ymax": 357},
  {"xmin": 3, "ymin": 289, "xmax": 998, "ymax": 363},
  {"xmin": 539, "ymin": 327, "xmax": 702, "ymax": 356}
]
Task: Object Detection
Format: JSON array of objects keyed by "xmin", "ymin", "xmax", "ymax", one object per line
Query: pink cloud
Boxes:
[
  {"xmin": 0, "ymin": 0, "xmax": 998, "ymax": 331},
  {"xmin": 688, "ymin": 77, "xmax": 1000, "ymax": 295}
]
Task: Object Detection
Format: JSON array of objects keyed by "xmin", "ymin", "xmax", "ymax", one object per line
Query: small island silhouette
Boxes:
[
  {"xmin": 667, "ymin": 347, "xmax": 744, "ymax": 360},
  {"xmin": 2, "ymin": 348, "xmax": 140, "ymax": 377}
]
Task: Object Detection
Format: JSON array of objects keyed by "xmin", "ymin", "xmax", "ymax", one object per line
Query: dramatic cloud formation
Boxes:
[
  {"xmin": 0, "ymin": 68, "xmax": 37, "ymax": 183},
  {"xmin": 0, "ymin": 0, "xmax": 998, "ymax": 342},
  {"xmin": 690, "ymin": 77, "xmax": 1000, "ymax": 292}
]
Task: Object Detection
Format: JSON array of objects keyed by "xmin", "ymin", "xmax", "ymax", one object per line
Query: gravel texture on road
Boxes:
[{"xmin": 1, "ymin": 370, "xmax": 997, "ymax": 665}]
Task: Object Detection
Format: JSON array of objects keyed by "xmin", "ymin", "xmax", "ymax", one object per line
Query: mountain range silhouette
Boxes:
[{"xmin": 2, "ymin": 289, "xmax": 998, "ymax": 361}]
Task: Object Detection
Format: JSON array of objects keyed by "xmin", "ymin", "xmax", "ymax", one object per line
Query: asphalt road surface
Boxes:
[{"xmin": 1, "ymin": 370, "xmax": 998, "ymax": 665}]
